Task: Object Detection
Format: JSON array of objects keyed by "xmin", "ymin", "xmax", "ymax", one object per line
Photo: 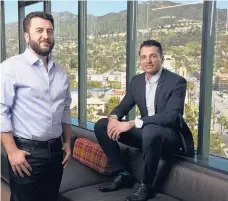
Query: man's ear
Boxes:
[
  {"xmin": 24, "ymin": 32, "xmax": 29, "ymax": 44},
  {"xmin": 161, "ymin": 55, "xmax": 164, "ymax": 63}
]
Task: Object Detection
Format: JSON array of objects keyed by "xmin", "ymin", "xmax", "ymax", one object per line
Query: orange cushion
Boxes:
[{"xmin": 73, "ymin": 137, "xmax": 113, "ymax": 175}]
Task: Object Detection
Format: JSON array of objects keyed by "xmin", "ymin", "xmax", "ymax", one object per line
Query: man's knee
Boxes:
[{"xmin": 94, "ymin": 118, "xmax": 108, "ymax": 136}]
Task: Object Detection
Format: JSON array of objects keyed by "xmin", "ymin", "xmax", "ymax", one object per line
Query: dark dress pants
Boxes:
[
  {"xmin": 8, "ymin": 137, "xmax": 63, "ymax": 201},
  {"xmin": 94, "ymin": 118, "xmax": 182, "ymax": 185}
]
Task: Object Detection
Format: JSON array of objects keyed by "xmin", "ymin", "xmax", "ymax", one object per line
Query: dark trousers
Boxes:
[
  {"xmin": 94, "ymin": 118, "xmax": 182, "ymax": 185},
  {"xmin": 8, "ymin": 137, "xmax": 63, "ymax": 201}
]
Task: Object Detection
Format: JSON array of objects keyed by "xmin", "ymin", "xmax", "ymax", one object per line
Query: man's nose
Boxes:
[
  {"xmin": 146, "ymin": 57, "xmax": 152, "ymax": 63},
  {"xmin": 42, "ymin": 30, "xmax": 48, "ymax": 39}
]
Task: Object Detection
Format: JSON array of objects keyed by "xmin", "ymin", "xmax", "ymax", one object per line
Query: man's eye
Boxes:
[
  {"xmin": 37, "ymin": 30, "xmax": 42, "ymax": 33},
  {"xmin": 48, "ymin": 30, "xmax": 53, "ymax": 35}
]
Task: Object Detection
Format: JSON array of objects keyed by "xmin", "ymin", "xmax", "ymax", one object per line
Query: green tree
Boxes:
[
  {"xmin": 104, "ymin": 97, "xmax": 120, "ymax": 116},
  {"xmin": 87, "ymin": 81, "xmax": 103, "ymax": 89},
  {"xmin": 184, "ymin": 103, "xmax": 198, "ymax": 130},
  {"xmin": 70, "ymin": 78, "xmax": 78, "ymax": 89},
  {"xmin": 187, "ymin": 81, "xmax": 195, "ymax": 104},
  {"xmin": 184, "ymin": 103, "xmax": 198, "ymax": 149},
  {"xmin": 87, "ymin": 107, "xmax": 96, "ymax": 122},
  {"xmin": 210, "ymin": 131, "xmax": 223, "ymax": 154},
  {"xmin": 185, "ymin": 103, "xmax": 224, "ymax": 154},
  {"xmin": 71, "ymin": 106, "xmax": 78, "ymax": 118},
  {"xmin": 211, "ymin": 107, "xmax": 216, "ymax": 131},
  {"xmin": 108, "ymin": 81, "xmax": 121, "ymax": 89},
  {"xmin": 70, "ymin": 57, "xmax": 78, "ymax": 69},
  {"xmin": 217, "ymin": 115, "xmax": 228, "ymax": 135},
  {"xmin": 224, "ymin": 119, "xmax": 228, "ymax": 131},
  {"xmin": 136, "ymin": 106, "xmax": 141, "ymax": 118}
]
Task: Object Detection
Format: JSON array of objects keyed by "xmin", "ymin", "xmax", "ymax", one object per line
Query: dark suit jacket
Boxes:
[{"xmin": 110, "ymin": 68, "xmax": 194, "ymax": 157}]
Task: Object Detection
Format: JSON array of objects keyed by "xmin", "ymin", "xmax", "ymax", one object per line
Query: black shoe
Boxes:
[
  {"xmin": 99, "ymin": 174, "xmax": 134, "ymax": 192},
  {"xmin": 125, "ymin": 183, "xmax": 155, "ymax": 201}
]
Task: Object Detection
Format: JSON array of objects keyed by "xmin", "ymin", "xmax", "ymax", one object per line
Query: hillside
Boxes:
[{"xmin": 5, "ymin": 1, "xmax": 227, "ymax": 40}]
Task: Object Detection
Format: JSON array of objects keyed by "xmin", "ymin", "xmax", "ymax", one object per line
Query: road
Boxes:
[
  {"xmin": 212, "ymin": 91, "xmax": 228, "ymax": 117},
  {"xmin": 189, "ymin": 81, "xmax": 228, "ymax": 158}
]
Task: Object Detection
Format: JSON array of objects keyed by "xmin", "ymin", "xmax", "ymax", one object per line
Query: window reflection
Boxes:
[
  {"xmin": 211, "ymin": 2, "xmax": 228, "ymax": 158},
  {"xmin": 51, "ymin": 1, "xmax": 79, "ymax": 123},
  {"xmin": 137, "ymin": 1, "xmax": 203, "ymax": 151},
  {"xmin": 4, "ymin": 1, "xmax": 19, "ymax": 58},
  {"xmin": 86, "ymin": 1, "xmax": 127, "ymax": 123}
]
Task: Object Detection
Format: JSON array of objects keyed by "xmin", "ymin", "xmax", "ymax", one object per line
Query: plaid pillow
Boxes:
[{"xmin": 73, "ymin": 137, "xmax": 113, "ymax": 175}]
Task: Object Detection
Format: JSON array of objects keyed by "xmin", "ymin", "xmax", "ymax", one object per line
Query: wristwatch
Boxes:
[{"xmin": 108, "ymin": 115, "xmax": 118, "ymax": 121}]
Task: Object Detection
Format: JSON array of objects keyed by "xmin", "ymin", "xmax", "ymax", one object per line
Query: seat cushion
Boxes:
[
  {"xmin": 59, "ymin": 157, "xmax": 111, "ymax": 194},
  {"xmin": 73, "ymin": 138, "xmax": 113, "ymax": 175},
  {"xmin": 162, "ymin": 161, "xmax": 228, "ymax": 201},
  {"xmin": 60, "ymin": 183, "xmax": 180, "ymax": 201}
]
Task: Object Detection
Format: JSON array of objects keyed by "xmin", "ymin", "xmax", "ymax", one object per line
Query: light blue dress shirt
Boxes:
[
  {"xmin": 135, "ymin": 67, "xmax": 163, "ymax": 128},
  {"xmin": 0, "ymin": 48, "xmax": 72, "ymax": 141}
]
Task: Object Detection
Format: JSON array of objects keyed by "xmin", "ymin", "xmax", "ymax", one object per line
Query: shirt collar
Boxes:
[
  {"xmin": 145, "ymin": 67, "xmax": 163, "ymax": 84},
  {"xmin": 23, "ymin": 48, "xmax": 55, "ymax": 68}
]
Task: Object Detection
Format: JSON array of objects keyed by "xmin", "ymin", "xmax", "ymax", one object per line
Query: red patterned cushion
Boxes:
[{"xmin": 73, "ymin": 137, "xmax": 113, "ymax": 175}]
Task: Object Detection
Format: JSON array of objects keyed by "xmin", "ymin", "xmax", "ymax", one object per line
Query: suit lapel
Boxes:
[
  {"xmin": 155, "ymin": 68, "xmax": 166, "ymax": 111},
  {"xmin": 139, "ymin": 73, "xmax": 147, "ymax": 116}
]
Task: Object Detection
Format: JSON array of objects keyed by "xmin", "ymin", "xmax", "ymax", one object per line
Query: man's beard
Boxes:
[{"xmin": 29, "ymin": 39, "xmax": 54, "ymax": 56}]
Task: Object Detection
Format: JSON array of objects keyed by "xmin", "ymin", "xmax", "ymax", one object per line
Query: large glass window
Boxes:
[
  {"xmin": 51, "ymin": 1, "xmax": 78, "ymax": 125},
  {"xmin": 137, "ymin": 1, "xmax": 203, "ymax": 151},
  {"xmin": 210, "ymin": 2, "xmax": 228, "ymax": 158},
  {"xmin": 25, "ymin": 2, "xmax": 43, "ymax": 16},
  {"xmin": 4, "ymin": 1, "xmax": 19, "ymax": 58},
  {"xmin": 86, "ymin": 1, "xmax": 127, "ymax": 124}
]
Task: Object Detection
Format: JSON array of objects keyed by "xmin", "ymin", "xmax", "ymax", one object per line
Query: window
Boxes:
[
  {"xmin": 4, "ymin": 1, "xmax": 19, "ymax": 58},
  {"xmin": 86, "ymin": 1, "xmax": 127, "ymax": 124},
  {"xmin": 51, "ymin": 1, "xmax": 79, "ymax": 125},
  {"xmin": 137, "ymin": 1, "xmax": 203, "ymax": 151},
  {"xmin": 25, "ymin": 2, "xmax": 43, "ymax": 16},
  {"xmin": 210, "ymin": 1, "xmax": 228, "ymax": 158}
]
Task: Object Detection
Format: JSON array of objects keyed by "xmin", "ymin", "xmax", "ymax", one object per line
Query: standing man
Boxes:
[
  {"xmin": 1, "ymin": 12, "xmax": 72, "ymax": 201},
  {"xmin": 94, "ymin": 40, "xmax": 194, "ymax": 201}
]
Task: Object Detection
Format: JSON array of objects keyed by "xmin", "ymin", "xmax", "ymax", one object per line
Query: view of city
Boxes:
[{"xmin": 4, "ymin": 1, "xmax": 228, "ymax": 158}]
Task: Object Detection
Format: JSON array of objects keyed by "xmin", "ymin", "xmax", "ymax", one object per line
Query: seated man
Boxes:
[{"xmin": 94, "ymin": 40, "xmax": 194, "ymax": 201}]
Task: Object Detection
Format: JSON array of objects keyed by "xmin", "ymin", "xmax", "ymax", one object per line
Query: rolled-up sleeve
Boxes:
[
  {"xmin": 0, "ymin": 64, "xmax": 16, "ymax": 133},
  {"xmin": 62, "ymin": 83, "xmax": 72, "ymax": 124}
]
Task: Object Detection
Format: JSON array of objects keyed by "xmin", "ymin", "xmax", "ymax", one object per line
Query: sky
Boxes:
[{"xmin": 4, "ymin": 0, "xmax": 228, "ymax": 24}]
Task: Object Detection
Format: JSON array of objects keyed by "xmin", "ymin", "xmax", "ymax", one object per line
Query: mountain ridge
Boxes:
[{"xmin": 5, "ymin": 1, "xmax": 227, "ymax": 40}]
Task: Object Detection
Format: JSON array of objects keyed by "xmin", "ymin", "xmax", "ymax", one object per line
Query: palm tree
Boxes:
[
  {"xmin": 217, "ymin": 115, "xmax": 228, "ymax": 135},
  {"xmin": 211, "ymin": 107, "xmax": 216, "ymax": 131},
  {"xmin": 210, "ymin": 131, "xmax": 222, "ymax": 154}
]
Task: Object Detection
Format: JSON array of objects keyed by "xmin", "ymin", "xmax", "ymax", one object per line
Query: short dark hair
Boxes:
[
  {"xmin": 139, "ymin": 40, "xmax": 163, "ymax": 56},
  {"xmin": 23, "ymin": 11, "xmax": 54, "ymax": 32}
]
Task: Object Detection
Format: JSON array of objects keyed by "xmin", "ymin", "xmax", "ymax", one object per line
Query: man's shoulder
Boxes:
[
  {"xmin": 132, "ymin": 72, "xmax": 145, "ymax": 81},
  {"xmin": 163, "ymin": 68, "xmax": 186, "ymax": 82},
  {"xmin": 0, "ymin": 54, "xmax": 24, "ymax": 72}
]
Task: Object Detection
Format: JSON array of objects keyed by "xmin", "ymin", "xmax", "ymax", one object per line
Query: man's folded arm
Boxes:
[
  {"xmin": 109, "ymin": 77, "xmax": 136, "ymax": 120},
  {"xmin": 140, "ymin": 78, "xmax": 187, "ymax": 128}
]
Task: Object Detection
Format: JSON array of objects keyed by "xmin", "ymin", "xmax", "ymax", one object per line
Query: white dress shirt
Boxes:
[
  {"xmin": 135, "ymin": 68, "xmax": 163, "ymax": 128},
  {"xmin": 0, "ymin": 48, "xmax": 72, "ymax": 141}
]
